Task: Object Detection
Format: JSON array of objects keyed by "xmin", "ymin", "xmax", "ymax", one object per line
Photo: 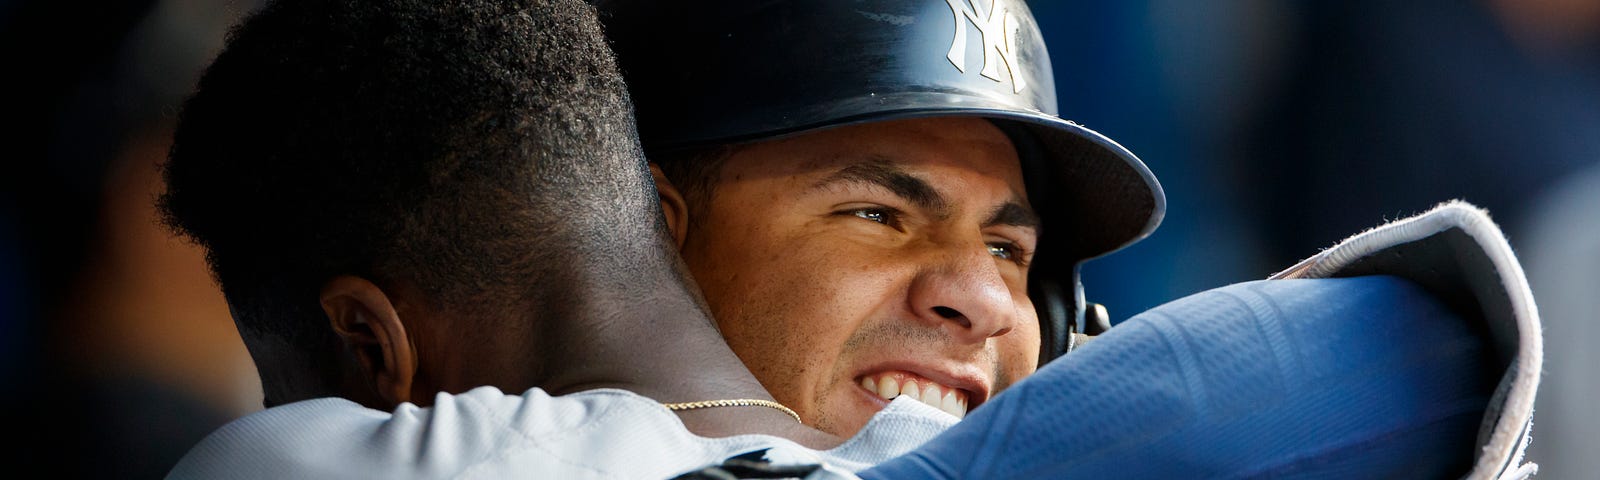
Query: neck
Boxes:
[{"xmin": 532, "ymin": 256, "xmax": 843, "ymax": 448}]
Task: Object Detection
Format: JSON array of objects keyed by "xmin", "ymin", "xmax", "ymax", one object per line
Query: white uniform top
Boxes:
[{"xmin": 167, "ymin": 386, "xmax": 958, "ymax": 480}]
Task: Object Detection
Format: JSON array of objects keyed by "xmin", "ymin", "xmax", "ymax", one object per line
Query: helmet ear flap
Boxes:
[
  {"xmin": 1034, "ymin": 280, "xmax": 1068, "ymax": 364},
  {"xmin": 1036, "ymin": 265, "xmax": 1114, "ymax": 365},
  {"xmin": 1033, "ymin": 269, "xmax": 1085, "ymax": 365}
]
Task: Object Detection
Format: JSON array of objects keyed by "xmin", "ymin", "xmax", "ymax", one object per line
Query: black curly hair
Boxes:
[{"xmin": 160, "ymin": 0, "xmax": 663, "ymax": 406}]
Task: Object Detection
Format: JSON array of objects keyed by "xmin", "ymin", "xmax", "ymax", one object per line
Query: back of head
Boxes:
[{"xmin": 161, "ymin": 0, "xmax": 659, "ymax": 406}]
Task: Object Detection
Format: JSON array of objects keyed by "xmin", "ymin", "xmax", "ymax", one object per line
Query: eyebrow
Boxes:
[
  {"xmin": 985, "ymin": 202, "xmax": 1040, "ymax": 231},
  {"xmin": 811, "ymin": 158, "xmax": 950, "ymax": 217},
  {"xmin": 810, "ymin": 157, "xmax": 1040, "ymax": 231}
]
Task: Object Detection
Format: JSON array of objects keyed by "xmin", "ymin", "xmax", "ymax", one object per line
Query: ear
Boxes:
[
  {"xmin": 320, "ymin": 275, "xmax": 416, "ymax": 407},
  {"xmin": 650, "ymin": 162, "xmax": 690, "ymax": 248}
]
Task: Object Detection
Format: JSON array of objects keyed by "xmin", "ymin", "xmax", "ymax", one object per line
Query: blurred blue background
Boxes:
[
  {"xmin": 1036, "ymin": 1, "xmax": 1599, "ymax": 477},
  {"xmin": 1, "ymin": 0, "xmax": 1594, "ymax": 477}
]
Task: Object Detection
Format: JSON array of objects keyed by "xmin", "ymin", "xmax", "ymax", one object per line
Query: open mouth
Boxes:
[{"xmin": 859, "ymin": 371, "xmax": 970, "ymax": 419}]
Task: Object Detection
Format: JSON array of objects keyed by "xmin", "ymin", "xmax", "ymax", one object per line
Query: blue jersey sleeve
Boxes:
[{"xmin": 860, "ymin": 275, "xmax": 1493, "ymax": 479}]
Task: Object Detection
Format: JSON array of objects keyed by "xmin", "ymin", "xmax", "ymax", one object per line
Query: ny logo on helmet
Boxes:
[{"xmin": 944, "ymin": 0, "xmax": 1025, "ymax": 94}]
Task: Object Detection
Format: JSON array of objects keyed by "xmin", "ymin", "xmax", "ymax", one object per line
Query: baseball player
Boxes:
[
  {"xmin": 597, "ymin": 1, "xmax": 1541, "ymax": 478},
  {"xmin": 596, "ymin": 0, "xmax": 1161, "ymax": 437}
]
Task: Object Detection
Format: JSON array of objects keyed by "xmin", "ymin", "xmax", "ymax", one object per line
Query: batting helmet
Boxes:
[{"xmin": 597, "ymin": 0, "xmax": 1166, "ymax": 362}]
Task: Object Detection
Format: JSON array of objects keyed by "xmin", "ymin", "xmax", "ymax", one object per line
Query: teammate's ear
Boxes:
[
  {"xmin": 320, "ymin": 275, "xmax": 416, "ymax": 408},
  {"xmin": 650, "ymin": 162, "xmax": 689, "ymax": 248}
]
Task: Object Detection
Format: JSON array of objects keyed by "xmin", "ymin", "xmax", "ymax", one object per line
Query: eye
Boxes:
[
  {"xmin": 987, "ymin": 243, "xmax": 1014, "ymax": 260},
  {"xmin": 987, "ymin": 241, "xmax": 1030, "ymax": 267},
  {"xmin": 848, "ymin": 207, "xmax": 901, "ymax": 229}
]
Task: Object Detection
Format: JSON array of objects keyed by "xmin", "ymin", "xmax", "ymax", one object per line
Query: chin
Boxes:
[{"xmin": 810, "ymin": 389, "xmax": 887, "ymax": 437}]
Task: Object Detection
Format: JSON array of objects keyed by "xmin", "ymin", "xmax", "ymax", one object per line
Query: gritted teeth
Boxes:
[{"xmin": 860, "ymin": 372, "xmax": 968, "ymax": 419}]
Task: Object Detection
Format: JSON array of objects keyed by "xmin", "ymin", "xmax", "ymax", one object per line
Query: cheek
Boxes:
[
  {"xmin": 679, "ymin": 215, "xmax": 779, "ymax": 312},
  {"xmin": 717, "ymin": 258, "xmax": 870, "ymax": 353},
  {"xmin": 703, "ymin": 247, "xmax": 889, "ymax": 417},
  {"xmin": 686, "ymin": 230, "xmax": 860, "ymax": 358},
  {"xmin": 688, "ymin": 212, "xmax": 885, "ymax": 333},
  {"xmin": 1000, "ymin": 305, "xmax": 1043, "ymax": 379}
]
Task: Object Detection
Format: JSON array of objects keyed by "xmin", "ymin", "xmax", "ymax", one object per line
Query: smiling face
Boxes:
[{"xmin": 666, "ymin": 117, "xmax": 1042, "ymax": 436}]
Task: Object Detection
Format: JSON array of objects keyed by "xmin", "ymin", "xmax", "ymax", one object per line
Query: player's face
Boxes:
[{"xmin": 672, "ymin": 117, "xmax": 1041, "ymax": 437}]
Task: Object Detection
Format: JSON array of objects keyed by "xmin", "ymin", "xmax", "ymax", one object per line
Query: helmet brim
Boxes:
[{"xmin": 648, "ymin": 93, "xmax": 1165, "ymax": 265}]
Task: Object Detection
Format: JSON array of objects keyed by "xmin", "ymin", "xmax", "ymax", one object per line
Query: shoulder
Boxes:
[
  {"xmin": 167, "ymin": 395, "xmax": 377, "ymax": 479},
  {"xmin": 168, "ymin": 387, "xmax": 940, "ymax": 479},
  {"xmin": 167, "ymin": 387, "xmax": 702, "ymax": 479}
]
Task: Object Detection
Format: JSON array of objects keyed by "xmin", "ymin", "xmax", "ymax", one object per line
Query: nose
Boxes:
[{"xmin": 906, "ymin": 244, "xmax": 1020, "ymax": 344}]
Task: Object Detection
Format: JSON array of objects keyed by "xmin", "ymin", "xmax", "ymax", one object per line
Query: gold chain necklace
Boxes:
[{"xmin": 661, "ymin": 398, "xmax": 803, "ymax": 424}]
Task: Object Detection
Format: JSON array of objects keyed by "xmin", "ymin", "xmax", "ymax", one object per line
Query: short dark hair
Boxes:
[{"xmin": 160, "ymin": 0, "xmax": 659, "ymax": 405}]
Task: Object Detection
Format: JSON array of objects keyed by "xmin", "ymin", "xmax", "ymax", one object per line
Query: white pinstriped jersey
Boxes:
[{"xmin": 168, "ymin": 386, "xmax": 957, "ymax": 480}]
